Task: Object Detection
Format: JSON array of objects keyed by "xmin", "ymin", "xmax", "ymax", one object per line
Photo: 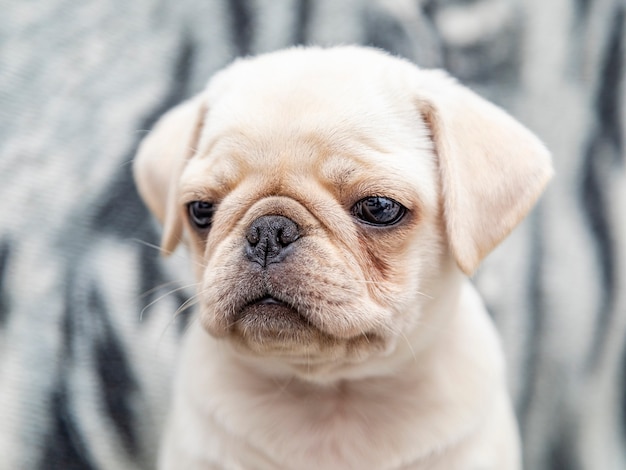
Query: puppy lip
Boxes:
[
  {"xmin": 253, "ymin": 295, "xmax": 287, "ymax": 306},
  {"xmin": 234, "ymin": 296, "xmax": 313, "ymax": 341},
  {"xmin": 236, "ymin": 293, "xmax": 299, "ymax": 321}
]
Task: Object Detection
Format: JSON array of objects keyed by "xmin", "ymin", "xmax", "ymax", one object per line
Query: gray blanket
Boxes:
[{"xmin": 1, "ymin": 1, "xmax": 624, "ymax": 469}]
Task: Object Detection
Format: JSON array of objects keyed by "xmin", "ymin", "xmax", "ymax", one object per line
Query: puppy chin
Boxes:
[
  {"xmin": 226, "ymin": 300, "xmax": 330, "ymax": 354},
  {"xmin": 200, "ymin": 300, "xmax": 388, "ymax": 370}
]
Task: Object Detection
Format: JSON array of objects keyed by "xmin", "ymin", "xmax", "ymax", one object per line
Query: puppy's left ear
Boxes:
[
  {"xmin": 134, "ymin": 95, "xmax": 207, "ymax": 254},
  {"xmin": 416, "ymin": 70, "xmax": 553, "ymax": 275}
]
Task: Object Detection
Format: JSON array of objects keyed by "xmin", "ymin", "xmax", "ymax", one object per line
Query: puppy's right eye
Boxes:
[{"xmin": 187, "ymin": 201, "xmax": 215, "ymax": 230}]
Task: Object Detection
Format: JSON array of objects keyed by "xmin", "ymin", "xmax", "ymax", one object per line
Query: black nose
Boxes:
[{"xmin": 245, "ymin": 215, "xmax": 300, "ymax": 267}]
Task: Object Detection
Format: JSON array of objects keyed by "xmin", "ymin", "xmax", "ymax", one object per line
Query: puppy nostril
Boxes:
[
  {"xmin": 246, "ymin": 226, "xmax": 260, "ymax": 246},
  {"xmin": 277, "ymin": 226, "xmax": 299, "ymax": 246}
]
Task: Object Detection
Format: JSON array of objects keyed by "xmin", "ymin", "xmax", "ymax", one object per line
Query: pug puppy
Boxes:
[{"xmin": 134, "ymin": 46, "xmax": 552, "ymax": 470}]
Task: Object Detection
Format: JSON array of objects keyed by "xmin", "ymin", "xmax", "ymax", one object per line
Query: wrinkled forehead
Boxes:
[
  {"xmin": 183, "ymin": 56, "xmax": 438, "ymax": 205},
  {"xmin": 182, "ymin": 129, "xmax": 438, "ymax": 217}
]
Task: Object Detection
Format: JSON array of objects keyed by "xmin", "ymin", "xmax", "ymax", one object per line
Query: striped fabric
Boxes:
[{"xmin": 0, "ymin": 1, "xmax": 623, "ymax": 468}]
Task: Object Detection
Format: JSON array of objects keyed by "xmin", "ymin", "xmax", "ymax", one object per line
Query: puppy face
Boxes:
[
  {"xmin": 135, "ymin": 47, "xmax": 552, "ymax": 378},
  {"xmin": 181, "ymin": 105, "xmax": 442, "ymax": 365}
]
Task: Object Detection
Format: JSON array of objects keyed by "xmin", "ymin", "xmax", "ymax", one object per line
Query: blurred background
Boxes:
[{"xmin": 0, "ymin": 0, "xmax": 624, "ymax": 468}]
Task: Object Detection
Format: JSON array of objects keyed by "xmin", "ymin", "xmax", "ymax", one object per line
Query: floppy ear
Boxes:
[
  {"xmin": 416, "ymin": 70, "xmax": 553, "ymax": 275},
  {"xmin": 133, "ymin": 95, "xmax": 207, "ymax": 254}
]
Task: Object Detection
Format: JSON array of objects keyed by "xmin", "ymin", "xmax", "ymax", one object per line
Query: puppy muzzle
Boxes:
[{"xmin": 199, "ymin": 199, "xmax": 390, "ymax": 362}]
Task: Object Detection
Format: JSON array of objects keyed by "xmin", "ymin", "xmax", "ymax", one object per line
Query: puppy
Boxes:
[{"xmin": 134, "ymin": 46, "xmax": 552, "ymax": 470}]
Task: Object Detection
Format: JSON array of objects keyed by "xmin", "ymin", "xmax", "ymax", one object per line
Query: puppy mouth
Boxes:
[
  {"xmin": 253, "ymin": 295, "xmax": 288, "ymax": 307},
  {"xmin": 234, "ymin": 294, "xmax": 313, "ymax": 340}
]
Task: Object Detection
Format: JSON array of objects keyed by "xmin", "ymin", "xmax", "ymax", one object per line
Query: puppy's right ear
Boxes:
[{"xmin": 133, "ymin": 96, "xmax": 207, "ymax": 254}]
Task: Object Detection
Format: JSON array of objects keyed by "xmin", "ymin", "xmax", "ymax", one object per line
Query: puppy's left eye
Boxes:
[
  {"xmin": 187, "ymin": 201, "xmax": 215, "ymax": 230},
  {"xmin": 352, "ymin": 197, "xmax": 406, "ymax": 226}
]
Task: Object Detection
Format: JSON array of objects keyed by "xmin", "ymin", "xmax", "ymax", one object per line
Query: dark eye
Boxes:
[
  {"xmin": 187, "ymin": 201, "xmax": 215, "ymax": 230},
  {"xmin": 352, "ymin": 197, "xmax": 406, "ymax": 226}
]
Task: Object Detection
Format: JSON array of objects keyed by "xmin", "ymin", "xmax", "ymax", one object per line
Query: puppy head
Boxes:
[{"xmin": 134, "ymin": 47, "xmax": 552, "ymax": 377}]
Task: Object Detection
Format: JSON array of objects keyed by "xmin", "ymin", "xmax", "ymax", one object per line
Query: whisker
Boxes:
[
  {"xmin": 399, "ymin": 330, "xmax": 417, "ymax": 363},
  {"xmin": 225, "ymin": 316, "xmax": 241, "ymax": 329},
  {"xmin": 172, "ymin": 294, "xmax": 202, "ymax": 319},
  {"xmin": 140, "ymin": 279, "xmax": 193, "ymax": 299},
  {"xmin": 139, "ymin": 283, "xmax": 199, "ymax": 322},
  {"xmin": 157, "ymin": 310, "xmax": 200, "ymax": 348},
  {"xmin": 131, "ymin": 238, "xmax": 209, "ymax": 270},
  {"xmin": 360, "ymin": 331, "xmax": 371, "ymax": 344},
  {"xmin": 132, "ymin": 237, "xmax": 169, "ymax": 253},
  {"xmin": 118, "ymin": 158, "xmax": 135, "ymax": 169}
]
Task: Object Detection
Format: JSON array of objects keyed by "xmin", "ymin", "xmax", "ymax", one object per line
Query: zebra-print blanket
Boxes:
[{"xmin": 1, "ymin": 1, "xmax": 624, "ymax": 469}]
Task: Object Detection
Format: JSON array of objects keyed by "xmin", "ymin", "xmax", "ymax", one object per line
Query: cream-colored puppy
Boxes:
[{"xmin": 134, "ymin": 46, "xmax": 552, "ymax": 470}]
